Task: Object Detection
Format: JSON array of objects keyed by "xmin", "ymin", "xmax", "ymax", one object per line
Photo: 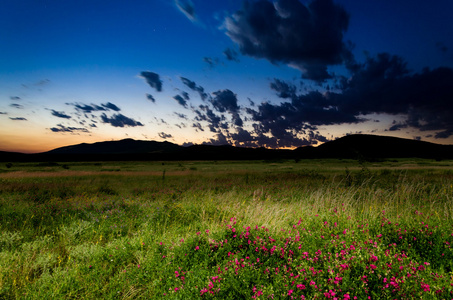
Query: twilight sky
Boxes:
[{"xmin": 1, "ymin": 0, "xmax": 453, "ymax": 153}]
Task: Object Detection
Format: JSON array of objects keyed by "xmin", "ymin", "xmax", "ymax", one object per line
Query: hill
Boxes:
[
  {"xmin": 294, "ymin": 134, "xmax": 453, "ymax": 160},
  {"xmin": 1, "ymin": 134, "xmax": 452, "ymax": 161}
]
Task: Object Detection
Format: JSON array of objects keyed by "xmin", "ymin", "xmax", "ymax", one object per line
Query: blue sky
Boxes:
[{"xmin": 1, "ymin": 0, "xmax": 452, "ymax": 153}]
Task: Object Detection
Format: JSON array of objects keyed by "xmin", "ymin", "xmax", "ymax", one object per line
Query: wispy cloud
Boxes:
[
  {"xmin": 158, "ymin": 132, "xmax": 173, "ymax": 139},
  {"xmin": 101, "ymin": 113, "xmax": 144, "ymax": 127},
  {"xmin": 50, "ymin": 109, "xmax": 71, "ymax": 119},
  {"xmin": 146, "ymin": 93, "xmax": 156, "ymax": 103},
  {"xmin": 101, "ymin": 102, "xmax": 121, "ymax": 111},
  {"xmin": 9, "ymin": 117, "xmax": 27, "ymax": 121},
  {"xmin": 9, "ymin": 103, "xmax": 24, "ymax": 109},
  {"xmin": 139, "ymin": 71, "xmax": 163, "ymax": 92},
  {"xmin": 175, "ymin": 0, "xmax": 197, "ymax": 22},
  {"xmin": 50, "ymin": 124, "xmax": 89, "ymax": 133}
]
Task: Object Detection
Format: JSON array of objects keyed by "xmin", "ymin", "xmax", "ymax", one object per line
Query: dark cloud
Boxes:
[
  {"xmin": 204, "ymin": 132, "xmax": 230, "ymax": 146},
  {"xmin": 146, "ymin": 93, "xmax": 156, "ymax": 102},
  {"xmin": 270, "ymin": 79, "xmax": 296, "ymax": 98},
  {"xmin": 100, "ymin": 113, "xmax": 144, "ymax": 127},
  {"xmin": 173, "ymin": 95, "xmax": 188, "ymax": 108},
  {"xmin": 192, "ymin": 122, "xmax": 204, "ymax": 132},
  {"xmin": 181, "ymin": 91, "xmax": 190, "ymax": 101},
  {"xmin": 194, "ymin": 105, "xmax": 224, "ymax": 132},
  {"xmin": 69, "ymin": 103, "xmax": 105, "ymax": 113},
  {"xmin": 140, "ymin": 71, "xmax": 163, "ymax": 92},
  {"xmin": 436, "ymin": 42, "xmax": 448, "ymax": 53},
  {"xmin": 101, "ymin": 102, "xmax": 121, "ymax": 111},
  {"xmin": 224, "ymin": 0, "xmax": 351, "ymax": 82},
  {"xmin": 9, "ymin": 117, "xmax": 27, "ymax": 121},
  {"xmin": 158, "ymin": 132, "xmax": 173, "ymax": 139},
  {"xmin": 245, "ymin": 52, "xmax": 453, "ymax": 146},
  {"xmin": 155, "ymin": 118, "xmax": 168, "ymax": 125},
  {"xmin": 203, "ymin": 57, "xmax": 220, "ymax": 69},
  {"xmin": 50, "ymin": 124, "xmax": 89, "ymax": 133},
  {"xmin": 388, "ymin": 121, "xmax": 408, "ymax": 132},
  {"xmin": 229, "ymin": 127, "xmax": 256, "ymax": 147},
  {"xmin": 223, "ymin": 48, "xmax": 240, "ymax": 62},
  {"xmin": 174, "ymin": 112, "xmax": 188, "ymax": 120},
  {"xmin": 211, "ymin": 89, "xmax": 239, "ymax": 113},
  {"xmin": 10, "ymin": 103, "xmax": 23, "ymax": 109},
  {"xmin": 333, "ymin": 53, "xmax": 453, "ymax": 138},
  {"xmin": 211, "ymin": 89, "xmax": 243, "ymax": 127},
  {"xmin": 10, "ymin": 96, "xmax": 21, "ymax": 100},
  {"xmin": 67, "ymin": 102, "xmax": 120, "ymax": 113},
  {"xmin": 0, "ymin": 112, "xmax": 7, "ymax": 115},
  {"xmin": 180, "ymin": 77, "xmax": 208, "ymax": 100},
  {"xmin": 175, "ymin": 0, "xmax": 196, "ymax": 22},
  {"xmin": 50, "ymin": 109, "xmax": 71, "ymax": 119}
]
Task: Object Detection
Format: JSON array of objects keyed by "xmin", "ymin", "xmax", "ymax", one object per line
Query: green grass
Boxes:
[{"xmin": 1, "ymin": 159, "xmax": 453, "ymax": 299}]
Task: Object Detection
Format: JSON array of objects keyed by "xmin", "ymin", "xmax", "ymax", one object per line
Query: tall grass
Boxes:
[{"xmin": 1, "ymin": 161, "xmax": 452, "ymax": 298}]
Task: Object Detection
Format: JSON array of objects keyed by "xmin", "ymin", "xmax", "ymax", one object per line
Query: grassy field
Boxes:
[{"xmin": 1, "ymin": 159, "xmax": 453, "ymax": 299}]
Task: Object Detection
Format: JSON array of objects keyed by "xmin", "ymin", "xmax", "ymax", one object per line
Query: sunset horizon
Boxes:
[{"xmin": 2, "ymin": 0, "xmax": 453, "ymax": 153}]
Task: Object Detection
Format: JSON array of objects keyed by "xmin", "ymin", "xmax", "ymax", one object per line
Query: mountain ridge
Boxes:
[{"xmin": 1, "ymin": 134, "xmax": 452, "ymax": 161}]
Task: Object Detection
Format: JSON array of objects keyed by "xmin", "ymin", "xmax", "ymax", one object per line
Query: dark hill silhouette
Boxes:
[
  {"xmin": 294, "ymin": 134, "xmax": 453, "ymax": 160},
  {"xmin": 47, "ymin": 138, "xmax": 182, "ymax": 154},
  {"xmin": 1, "ymin": 134, "xmax": 452, "ymax": 162}
]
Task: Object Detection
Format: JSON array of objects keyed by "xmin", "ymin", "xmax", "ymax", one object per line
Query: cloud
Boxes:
[
  {"xmin": 246, "ymin": 52, "xmax": 453, "ymax": 145},
  {"xmin": 174, "ymin": 112, "xmax": 188, "ymax": 120},
  {"xmin": 211, "ymin": 89, "xmax": 239, "ymax": 113},
  {"xmin": 175, "ymin": 0, "xmax": 197, "ymax": 22},
  {"xmin": 181, "ymin": 91, "xmax": 190, "ymax": 101},
  {"xmin": 192, "ymin": 122, "xmax": 204, "ymax": 132},
  {"xmin": 180, "ymin": 77, "xmax": 208, "ymax": 100},
  {"xmin": 436, "ymin": 42, "xmax": 448, "ymax": 53},
  {"xmin": 146, "ymin": 93, "xmax": 156, "ymax": 102},
  {"xmin": 100, "ymin": 113, "xmax": 144, "ymax": 127},
  {"xmin": 229, "ymin": 127, "xmax": 256, "ymax": 147},
  {"xmin": 224, "ymin": 0, "xmax": 351, "ymax": 82},
  {"xmin": 66, "ymin": 102, "xmax": 120, "ymax": 113},
  {"xmin": 101, "ymin": 102, "xmax": 121, "ymax": 111},
  {"xmin": 0, "ymin": 112, "xmax": 7, "ymax": 115},
  {"xmin": 50, "ymin": 109, "xmax": 71, "ymax": 119},
  {"xmin": 332, "ymin": 53, "xmax": 453, "ymax": 137},
  {"xmin": 10, "ymin": 103, "xmax": 23, "ymax": 109},
  {"xmin": 388, "ymin": 121, "xmax": 408, "ymax": 131},
  {"xmin": 35, "ymin": 79, "xmax": 50, "ymax": 86},
  {"xmin": 270, "ymin": 79, "xmax": 296, "ymax": 99},
  {"xmin": 10, "ymin": 96, "xmax": 21, "ymax": 100},
  {"xmin": 50, "ymin": 124, "xmax": 89, "ymax": 133},
  {"xmin": 173, "ymin": 95, "xmax": 188, "ymax": 108},
  {"xmin": 211, "ymin": 89, "xmax": 243, "ymax": 127},
  {"xmin": 140, "ymin": 71, "xmax": 163, "ymax": 92},
  {"xmin": 69, "ymin": 103, "xmax": 105, "ymax": 113},
  {"xmin": 9, "ymin": 117, "xmax": 27, "ymax": 121},
  {"xmin": 158, "ymin": 132, "xmax": 173, "ymax": 139},
  {"xmin": 204, "ymin": 132, "xmax": 229, "ymax": 146},
  {"xmin": 223, "ymin": 48, "xmax": 240, "ymax": 62},
  {"xmin": 203, "ymin": 57, "xmax": 220, "ymax": 69},
  {"xmin": 194, "ymin": 105, "xmax": 225, "ymax": 132}
]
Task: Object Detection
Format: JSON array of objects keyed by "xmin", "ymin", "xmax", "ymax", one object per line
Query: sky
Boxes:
[{"xmin": 1, "ymin": 0, "xmax": 453, "ymax": 153}]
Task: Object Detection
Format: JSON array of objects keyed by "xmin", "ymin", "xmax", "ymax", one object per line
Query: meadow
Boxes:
[{"xmin": 1, "ymin": 158, "xmax": 453, "ymax": 299}]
